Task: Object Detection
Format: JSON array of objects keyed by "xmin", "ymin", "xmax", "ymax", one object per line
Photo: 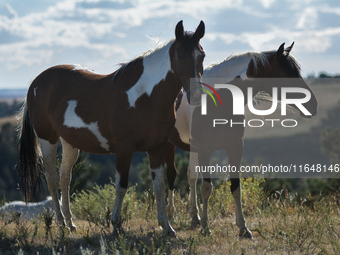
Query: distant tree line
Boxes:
[
  {"xmin": 0, "ymin": 100, "xmax": 22, "ymax": 118},
  {"xmin": 307, "ymin": 71, "xmax": 340, "ymax": 79}
]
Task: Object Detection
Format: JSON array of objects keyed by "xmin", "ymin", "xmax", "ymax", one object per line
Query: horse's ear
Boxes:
[
  {"xmin": 175, "ymin": 20, "xmax": 184, "ymax": 40},
  {"xmin": 284, "ymin": 41, "xmax": 295, "ymax": 55},
  {"xmin": 277, "ymin": 43, "xmax": 285, "ymax": 58},
  {"xmin": 193, "ymin": 20, "xmax": 205, "ymax": 40}
]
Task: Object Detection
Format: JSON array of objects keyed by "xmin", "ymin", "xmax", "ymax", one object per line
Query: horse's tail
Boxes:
[{"xmin": 16, "ymin": 100, "xmax": 42, "ymax": 202}]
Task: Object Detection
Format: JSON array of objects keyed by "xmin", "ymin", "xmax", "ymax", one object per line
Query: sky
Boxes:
[{"xmin": 0, "ymin": 0, "xmax": 339, "ymax": 89}]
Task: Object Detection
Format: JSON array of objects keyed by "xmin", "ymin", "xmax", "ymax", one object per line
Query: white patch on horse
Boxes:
[
  {"xmin": 111, "ymin": 172, "xmax": 127, "ymax": 224},
  {"xmin": 203, "ymin": 52, "xmax": 269, "ymax": 82},
  {"xmin": 204, "ymin": 54, "xmax": 252, "ymax": 81},
  {"xmin": 126, "ymin": 40, "xmax": 174, "ymax": 108},
  {"xmin": 63, "ymin": 100, "xmax": 110, "ymax": 151},
  {"xmin": 33, "ymin": 87, "xmax": 37, "ymax": 99},
  {"xmin": 33, "ymin": 129, "xmax": 57, "ymax": 158},
  {"xmin": 175, "ymin": 94, "xmax": 191, "ymax": 144},
  {"xmin": 63, "ymin": 100, "xmax": 86, "ymax": 128},
  {"xmin": 72, "ymin": 64, "xmax": 95, "ymax": 73},
  {"xmin": 151, "ymin": 167, "xmax": 169, "ymax": 226}
]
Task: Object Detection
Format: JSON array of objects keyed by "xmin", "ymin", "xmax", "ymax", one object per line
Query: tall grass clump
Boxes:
[
  {"xmin": 71, "ymin": 180, "xmax": 140, "ymax": 231},
  {"xmin": 208, "ymin": 177, "xmax": 267, "ymax": 220}
]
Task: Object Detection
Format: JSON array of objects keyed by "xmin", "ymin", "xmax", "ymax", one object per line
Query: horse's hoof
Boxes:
[
  {"xmin": 112, "ymin": 226, "xmax": 125, "ymax": 237},
  {"xmin": 56, "ymin": 219, "xmax": 67, "ymax": 229},
  {"xmin": 165, "ymin": 229, "xmax": 177, "ymax": 238},
  {"xmin": 201, "ymin": 227, "xmax": 211, "ymax": 236},
  {"xmin": 190, "ymin": 216, "xmax": 201, "ymax": 228},
  {"xmin": 239, "ymin": 228, "xmax": 253, "ymax": 239},
  {"xmin": 69, "ymin": 223, "xmax": 77, "ymax": 232},
  {"xmin": 162, "ymin": 224, "xmax": 177, "ymax": 238}
]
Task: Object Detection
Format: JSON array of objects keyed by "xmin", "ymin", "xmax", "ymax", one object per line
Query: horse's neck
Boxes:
[
  {"xmin": 203, "ymin": 55, "xmax": 251, "ymax": 81},
  {"xmin": 202, "ymin": 55, "xmax": 254, "ymax": 108},
  {"xmin": 125, "ymin": 40, "xmax": 175, "ymax": 108},
  {"xmin": 142, "ymin": 40, "xmax": 173, "ymax": 78}
]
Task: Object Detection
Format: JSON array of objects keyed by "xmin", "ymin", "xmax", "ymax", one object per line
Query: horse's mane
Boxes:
[
  {"xmin": 206, "ymin": 49, "xmax": 301, "ymax": 75},
  {"xmin": 206, "ymin": 48, "xmax": 302, "ymax": 109},
  {"xmin": 279, "ymin": 53, "xmax": 301, "ymax": 75},
  {"xmin": 206, "ymin": 51, "xmax": 269, "ymax": 73},
  {"xmin": 230, "ymin": 51, "xmax": 269, "ymax": 72},
  {"xmin": 111, "ymin": 39, "xmax": 175, "ymax": 82},
  {"xmin": 111, "ymin": 57, "xmax": 143, "ymax": 82}
]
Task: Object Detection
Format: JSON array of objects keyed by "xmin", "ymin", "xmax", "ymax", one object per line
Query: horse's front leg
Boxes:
[
  {"xmin": 225, "ymin": 138, "xmax": 253, "ymax": 239},
  {"xmin": 187, "ymin": 152, "xmax": 200, "ymax": 227},
  {"xmin": 165, "ymin": 142, "xmax": 176, "ymax": 219},
  {"xmin": 197, "ymin": 151, "xmax": 213, "ymax": 235},
  {"xmin": 148, "ymin": 143, "xmax": 176, "ymax": 237},
  {"xmin": 111, "ymin": 147, "xmax": 133, "ymax": 234}
]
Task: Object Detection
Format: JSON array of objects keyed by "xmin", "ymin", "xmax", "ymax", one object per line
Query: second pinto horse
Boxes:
[{"xmin": 166, "ymin": 43, "xmax": 318, "ymax": 238}]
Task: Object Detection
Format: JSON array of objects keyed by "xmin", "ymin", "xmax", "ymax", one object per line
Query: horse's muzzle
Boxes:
[{"xmin": 186, "ymin": 88, "xmax": 202, "ymax": 105}]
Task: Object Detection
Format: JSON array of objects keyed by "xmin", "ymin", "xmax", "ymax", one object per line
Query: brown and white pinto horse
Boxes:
[
  {"xmin": 166, "ymin": 43, "xmax": 318, "ymax": 238},
  {"xmin": 16, "ymin": 20, "xmax": 206, "ymax": 236}
]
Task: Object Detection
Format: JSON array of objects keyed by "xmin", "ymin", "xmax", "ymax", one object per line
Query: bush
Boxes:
[{"xmin": 71, "ymin": 180, "xmax": 141, "ymax": 231}]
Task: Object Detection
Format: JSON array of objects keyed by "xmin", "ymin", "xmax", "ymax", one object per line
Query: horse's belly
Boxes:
[{"xmin": 58, "ymin": 127, "xmax": 115, "ymax": 154}]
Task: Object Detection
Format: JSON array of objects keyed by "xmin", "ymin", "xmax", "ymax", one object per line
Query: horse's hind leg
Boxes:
[
  {"xmin": 60, "ymin": 138, "xmax": 79, "ymax": 232},
  {"xmin": 225, "ymin": 138, "xmax": 253, "ymax": 239},
  {"xmin": 38, "ymin": 138, "xmax": 65, "ymax": 227}
]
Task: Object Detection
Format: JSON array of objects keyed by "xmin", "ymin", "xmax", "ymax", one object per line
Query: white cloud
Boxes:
[
  {"xmin": 297, "ymin": 7, "xmax": 318, "ymax": 29},
  {"xmin": 206, "ymin": 21, "xmax": 340, "ymax": 54},
  {"xmin": 0, "ymin": 4, "xmax": 18, "ymax": 19},
  {"xmin": 321, "ymin": 6, "xmax": 340, "ymax": 16},
  {"xmin": 0, "ymin": 43, "xmax": 54, "ymax": 70},
  {"xmin": 258, "ymin": 0, "xmax": 276, "ymax": 9},
  {"xmin": 0, "ymin": 0, "xmax": 339, "ymax": 88}
]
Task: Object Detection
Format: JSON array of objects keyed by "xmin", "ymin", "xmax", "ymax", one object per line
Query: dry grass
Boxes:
[{"xmin": 1, "ymin": 178, "xmax": 339, "ymax": 254}]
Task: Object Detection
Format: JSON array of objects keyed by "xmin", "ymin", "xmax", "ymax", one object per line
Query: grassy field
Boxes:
[{"xmin": 1, "ymin": 178, "xmax": 339, "ymax": 254}]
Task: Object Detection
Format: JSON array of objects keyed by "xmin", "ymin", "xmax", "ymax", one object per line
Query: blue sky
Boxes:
[{"xmin": 0, "ymin": 0, "xmax": 339, "ymax": 89}]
